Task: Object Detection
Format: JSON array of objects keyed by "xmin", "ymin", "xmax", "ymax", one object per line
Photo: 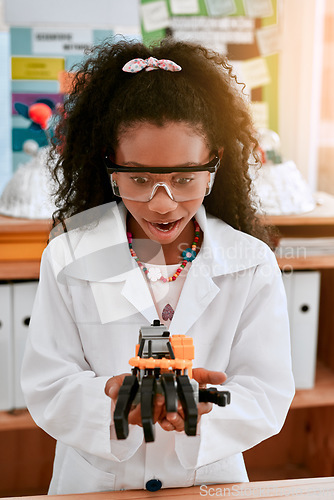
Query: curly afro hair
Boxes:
[{"xmin": 49, "ymin": 37, "xmax": 275, "ymax": 246}]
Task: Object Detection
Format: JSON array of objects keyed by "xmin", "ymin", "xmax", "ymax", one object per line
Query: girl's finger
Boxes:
[
  {"xmin": 153, "ymin": 394, "xmax": 165, "ymax": 423},
  {"xmin": 105, "ymin": 373, "xmax": 132, "ymax": 401},
  {"xmin": 128, "ymin": 404, "xmax": 143, "ymax": 427},
  {"xmin": 198, "ymin": 402, "xmax": 213, "ymax": 418},
  {"xmin": 165, "ymin": 412, "xmax": 185, "ymax": 432},
  {"xmin": 192, "ymin": 368, "xmax": 227, "ymax": 387},
  {"xmin": 159, "ymin": 418, "xmax": 176, "ymax": 432}
]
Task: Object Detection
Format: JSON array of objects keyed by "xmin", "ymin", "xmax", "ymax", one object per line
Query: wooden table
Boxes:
[{"xmin": 2, "ymin": 477, "xmax": 334, "ymax": 500}]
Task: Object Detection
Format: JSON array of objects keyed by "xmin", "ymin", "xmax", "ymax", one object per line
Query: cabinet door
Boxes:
[
  {"xmin": 282, "ymin": 271, "xmax": 321, "ymax": 390},
  {"xmin": 0, "ymin": 284, "xmax": 14, "ymax": 410},
  {"xmin": 12, "ymin": 281, "xmax": 38, "ymax": 408}
]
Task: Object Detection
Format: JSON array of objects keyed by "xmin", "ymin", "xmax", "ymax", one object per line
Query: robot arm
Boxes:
[{"xmin": 113, "ymin": 320, "xmax": 230, "ymax": 442}]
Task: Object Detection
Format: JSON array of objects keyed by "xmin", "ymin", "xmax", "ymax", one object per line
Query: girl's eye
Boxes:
[
  {"xmin": 174, "ymin": 177, "xmax": 193, "ymax": 185},
  {"xmin": 131, "ymin": 176, "xmax": 149, "ymax": 185}
]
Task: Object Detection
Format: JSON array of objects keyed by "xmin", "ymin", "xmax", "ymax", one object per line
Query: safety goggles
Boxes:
[{"xmin": 104, "ymin": 155, "xmax": 220, "ymax": 202}]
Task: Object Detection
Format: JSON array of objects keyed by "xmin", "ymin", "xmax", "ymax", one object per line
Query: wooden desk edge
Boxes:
[
  {"xmin": 0, "ymin": 260, "xmax": 41, "ymax": 280},
  {"xmin": 0, "ymin": 215, "xmax": 52, "ymax": 234},
  {"xmin": 3, "ymin": 477, "xmax": 333, "ymax": 500},
  {"xmin": 259, "ymin": 191, "xmax": 334, "ymax": 226}
]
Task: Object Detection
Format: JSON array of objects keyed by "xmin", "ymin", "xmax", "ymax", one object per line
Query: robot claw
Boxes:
[{"xmin": 114, "ymin": 320, "xmax": 231, "ymax": 442}]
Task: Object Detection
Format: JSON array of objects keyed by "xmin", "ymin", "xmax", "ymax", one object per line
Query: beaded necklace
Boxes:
[{"xmin": 127, "ymin": 219, "xmax": 200, "ymax": 283}]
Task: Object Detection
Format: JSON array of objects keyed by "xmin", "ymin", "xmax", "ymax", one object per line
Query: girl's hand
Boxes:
[
  {"xmin": 105, "ymin": 368, "xmax": 227, "ymax": 433},
  {"xmin": 105, "ymin": 374, "xmax": 165, "ymax": 428},
  {"xmin": 158, "ymin": 368, "xmax": 227, "ymax": 433}
]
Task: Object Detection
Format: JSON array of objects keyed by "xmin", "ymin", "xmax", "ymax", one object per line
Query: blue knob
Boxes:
[{"xmin": 146, "ymin": 479, "xmax": 162, "ymax": 491}]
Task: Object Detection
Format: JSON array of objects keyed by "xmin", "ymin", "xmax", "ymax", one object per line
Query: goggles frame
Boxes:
[
  {"xmin": 104, "ymin": 154, "xmax": 220, "ymax": 202},
  {"xmin": 104, "ymin": 155, "xmax": 220, "ymax": 174}
]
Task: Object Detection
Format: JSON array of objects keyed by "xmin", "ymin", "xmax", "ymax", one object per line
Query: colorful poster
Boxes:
[
  {"xmin": 12, "ymin": 93, "xmax": 63, "ymax": 114},
  {"xmin": 32, "ymin": 28, "xmax": 93, "ymax": 55},
  {"xmin": 11, "ymin": 57, "xmax": 65, "ymax": 80}
]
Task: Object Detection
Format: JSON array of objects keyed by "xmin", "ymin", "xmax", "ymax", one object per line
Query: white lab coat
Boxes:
[{"xmin": 21, "ymin": 201, "xmax": 295, "ymax": 494}]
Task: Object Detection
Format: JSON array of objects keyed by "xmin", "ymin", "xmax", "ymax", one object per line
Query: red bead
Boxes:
[{"xmin": 172, "ymin": 276, "xmax": 177, "ymax": 281}]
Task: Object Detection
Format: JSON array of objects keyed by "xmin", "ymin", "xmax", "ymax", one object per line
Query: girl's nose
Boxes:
[{"xmin": 147, "ymin": 186, "xmax": 178, "ymax": 213}]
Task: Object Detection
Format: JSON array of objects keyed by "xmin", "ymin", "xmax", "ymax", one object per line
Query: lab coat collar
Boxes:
[
  {"xmin": 56, "ymin": 201, "xmax": 268, "ymax": 328},
  {"xmin": 193, "ymin": 204, "xmax": 269, "ymax": 278},
  {"xmin": 169, "ymin": 205, "xmax": 269, "ymax": 333},
  {"xmin": 53, "ymin": 202, "xmax": 158, "ymax": 324}
]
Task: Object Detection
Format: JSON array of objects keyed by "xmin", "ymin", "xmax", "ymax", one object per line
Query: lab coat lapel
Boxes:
[
  {"xmin": 60, "ymin": 202, "xmax": 265, "ymax": 328},
  {"xmin": 168, "ymin": 204, "xmax": 220, "ymax": 334},
  {"xmin": 121, "ymin": 267, "xmax": 157, "ymax": 324},
  {"xmin": 89, "ymin": 266, "xmax": 157, "ymax": 325},
  {"xmin": 58, "ymin": 201, "xmax": 157, "ymax": 325},
  {"xmin": 170, "ymin": 269, "xmax": 220, "ymax": 334}
]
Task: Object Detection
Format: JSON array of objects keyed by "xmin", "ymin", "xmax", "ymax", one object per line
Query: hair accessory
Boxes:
[
  {"xmin": 122, "ymin": 57, "xmax": 182, "ymax": 73},
  {"xmin": 127, "ymin": 219, "xmax": 200, "ymax": 283}
]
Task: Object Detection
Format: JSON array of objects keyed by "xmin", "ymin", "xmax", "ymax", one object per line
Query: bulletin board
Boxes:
[
  {"xmin": 10, "ymin": 27, "xmax": 115, "ymax": 171},
  {"xmin": 8, "ymin": 0, "xmax": 280, "ymax": 176},
  {"xmin": 139, "ymin": 0, "xmax": 281, "ymax": 133}
]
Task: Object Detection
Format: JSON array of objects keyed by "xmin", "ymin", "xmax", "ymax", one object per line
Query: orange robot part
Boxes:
[{"xmin": 132, "ymin": 334, "xmax": 194, "ymax": 378}]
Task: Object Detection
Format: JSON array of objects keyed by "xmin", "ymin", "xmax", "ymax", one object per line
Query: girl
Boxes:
[{"xmin": 21, "ymin": 38, "xmax": 295, "ymax": 494}]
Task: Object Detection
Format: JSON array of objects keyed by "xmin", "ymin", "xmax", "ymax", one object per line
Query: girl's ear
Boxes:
[{"xmin": 218, "ymin": 147, "xmax": 224, "ymax": 160}]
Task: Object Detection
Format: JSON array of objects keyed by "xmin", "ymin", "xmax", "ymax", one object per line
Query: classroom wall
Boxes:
[
  {"xmin": 1, "ymin": 0, "xmax": 140, "ymax": 195},
  {"xmin": 318, "ymin": 0, "xmax": 334, "ymax": 196},
  {"xmin": 278, "ymin": 0, "xmax": 325, "ymax": 191},
  {"xmin": 0, "ymin": 0, "xmax": 328, "ymax": 197},
  {"xmin": 0, "ymin": 0, "xmax": 12, "ymax": 195}
]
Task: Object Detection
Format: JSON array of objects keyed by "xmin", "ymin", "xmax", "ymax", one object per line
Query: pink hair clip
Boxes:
[{"xmin": 122, "ymin": 57, "xmax": 182, "ymax": 73}]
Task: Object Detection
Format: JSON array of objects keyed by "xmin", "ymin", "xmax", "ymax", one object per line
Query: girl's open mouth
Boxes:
[
  {"xmin": 146, "ymin": 219, "xmax": 181, "ymax": 236},
  {"xmin": 150, "ymin": 221, "xmax": 177, "ymax": 232}
]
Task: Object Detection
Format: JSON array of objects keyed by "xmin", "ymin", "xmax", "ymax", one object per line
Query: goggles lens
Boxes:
[{"xmin": 105, "ymin": 156, "xmax": 220, "ymax": 202}]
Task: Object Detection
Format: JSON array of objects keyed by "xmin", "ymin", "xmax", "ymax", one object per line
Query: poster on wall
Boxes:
[
  {"xmin": 140, "ymin": 0, "xmax": 281, "ymax": 133},
  {"xmin": 9, "ymin": 27, "xmax": 116, "ymax": 173},
  {"xmin": 3, "ymin": 0, "xmax": 142, "ymax": 185}
]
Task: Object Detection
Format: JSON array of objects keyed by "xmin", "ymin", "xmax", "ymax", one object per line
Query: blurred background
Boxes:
[
  {"xmin": 0, "ymin": 0, "xmax": 332, "ymax": 198},
  {"xmin": 1, "ymin": 1, "xmax": 334, "ymax": 497}
]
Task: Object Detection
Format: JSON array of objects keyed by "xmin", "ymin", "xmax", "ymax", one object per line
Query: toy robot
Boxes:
[{"xmin": 114, "ymin": 320, "xmax": 230, "ymax": 442}]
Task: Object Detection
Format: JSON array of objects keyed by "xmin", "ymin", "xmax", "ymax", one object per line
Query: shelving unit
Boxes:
[
  {"xmin": 0, "ymin": 214, "xmax": 54, "ymax": 497},
  {"xmin": 1, "ymin": 193, "xmax": 334, "ymax": 495},
  {"xmin": 0, "ymin": 409, "xmax": 37, "ymax": 431},
  {"xmin": 291, "ymin": 362, "xmax": 334, "ymax": 409},
  {"xmin": 244, "ymin": 191, "xmax": 334, "ymax": 481}
]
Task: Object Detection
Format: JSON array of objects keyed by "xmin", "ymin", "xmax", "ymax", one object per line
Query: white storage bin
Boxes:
[
  {"xmin": 282, "ymin": 271, "xmax": 321, "ymax": 389},
  {"xmin": 0, "ymin": 284, "xmax": 14, "ymax": 410},
  {"xmin": 12, "ymin": 281, "xmax": 38, "ymax": 408}
]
